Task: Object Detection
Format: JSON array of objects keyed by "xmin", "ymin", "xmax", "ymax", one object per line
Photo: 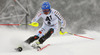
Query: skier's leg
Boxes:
[
  {"xmin": 38, "ymin": 23, "xmax": 58, "ymax": 44},
  {"xmin": 15, "ymin": 24, "xmax": 47, "ymax": 52},
  {"xmin": 39, "ymin": 28, "xmax": 54, "ymax": 44},
  {"xmin": 25, "ymin": 35, "xmax": 39, "ymax": 44},
  {"xmin": 15, "ymin": 35, "xmax": 39, "ymax": 52},
  {"xmin": 31, "ymin": 24, "xmax": 50, "ymax": 49},
  {"xmin": 25, "ymin": 23, "xmax": 47, "ymax": 44}
]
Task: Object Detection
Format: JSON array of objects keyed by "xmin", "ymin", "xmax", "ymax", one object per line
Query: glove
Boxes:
[
  {"xmin": 59, "ymin": 27, "xmax": 64, "ymax": 35},
  {"xmin": 60, "ymin": 27, "xmax": 64, "ymax": 33},
  {"xmin": 29, "ymin": 22, "xmax": 39, "ymax": 27},
  {"xmin": 59, "ymin": 27, "xmax": 68, "ymax": 35}
]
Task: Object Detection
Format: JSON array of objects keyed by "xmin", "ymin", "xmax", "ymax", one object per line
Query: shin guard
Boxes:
[
  {"xmin": 25, "ymin": 35, "xmax": 39, "ymax": 44},
  {"xmin": 39, "ymin": 28, "xmax": 54, "ymax": 44}
]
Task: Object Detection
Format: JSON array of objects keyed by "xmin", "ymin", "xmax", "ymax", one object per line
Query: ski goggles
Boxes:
[{"xmin": 43, "ymin": 9, "xmax": 50, "ymax": 12}]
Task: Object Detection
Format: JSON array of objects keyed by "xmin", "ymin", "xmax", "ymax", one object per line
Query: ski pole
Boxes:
[
  {"xmin": 0, "ymin": 22, "xmax": 39, "ymax": 27},
  {"xmin": 59, "ymin": 31, "xmax": 94, "ymax": 40}
]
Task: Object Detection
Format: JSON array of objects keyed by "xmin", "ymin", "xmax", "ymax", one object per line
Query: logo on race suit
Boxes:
[
  {"xmin": 39, "ymin": 31, "xmax": 42, "ymax": 34},
  {"xmin": 38, "ymin": 28, "xmax": 45, "ymax": 34},
  {"xmin": 38, "ymin": 13, "xmax": 41, "ymax": 17}
]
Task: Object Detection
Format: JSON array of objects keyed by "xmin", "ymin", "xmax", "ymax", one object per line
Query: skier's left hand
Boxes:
[
  {"xmin": 60, "ymin": 27, "xmax": 64, "ymax": 33},
  {"xmin": 59, "ymin": 27, "xmax": 68, "ymax": 35}
]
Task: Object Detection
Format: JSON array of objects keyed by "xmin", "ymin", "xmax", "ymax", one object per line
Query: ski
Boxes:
[
  {"xmin": 37, "ymin": 44, "xmax": 50, "ymax": 51},
  {"xmin": 15, "ymin": 44, "xmax": 50, "ymax": 52}
]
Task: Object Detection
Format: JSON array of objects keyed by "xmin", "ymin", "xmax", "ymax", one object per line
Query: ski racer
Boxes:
[{"xmin": 16, "ymin": 1, "xmax": 66, "ymax": 52}]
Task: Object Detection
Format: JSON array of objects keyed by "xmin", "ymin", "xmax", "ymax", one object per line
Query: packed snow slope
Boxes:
[{"xmin": 0, "ymin": 27, "xmax": 100, "ymax": 55}]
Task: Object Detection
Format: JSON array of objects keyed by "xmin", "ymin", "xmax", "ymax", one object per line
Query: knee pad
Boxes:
[
  {"xmin": 33, "ymin": 35, "xmax": 39, "ymax": 40},
  {"xmin": 25, "ymin": 35, "xmax": 39, "ymax": 44},
  {"xmin": 48, "ymin": 28, "xmax": 54, "ymax": 34}
]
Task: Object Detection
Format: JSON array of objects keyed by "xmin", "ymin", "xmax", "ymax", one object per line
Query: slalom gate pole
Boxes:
[
  {"xmin": 0, "ymin": 24, "xmax": 20, "ymax": 26},
  {"xmin": 0, "ymin": 22, "xmax": 39, "ymax": 27},
  {"xmin": 73, "ymin": 34, "xmax": 94, "ymax": 40},
  {"xmin": 59, "ymin": 31, "xmax": 94, "ymax": 40}
]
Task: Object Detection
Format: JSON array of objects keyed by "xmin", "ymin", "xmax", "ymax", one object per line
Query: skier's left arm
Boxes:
[{"xmin": 54, "ymin": 10, "xmax": 66, "ymax": 32}]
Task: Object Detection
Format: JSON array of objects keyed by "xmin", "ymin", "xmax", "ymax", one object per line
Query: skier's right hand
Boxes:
[{"xmin": 29, "ymin": 22, "xmax": 39, "ymax": 27}]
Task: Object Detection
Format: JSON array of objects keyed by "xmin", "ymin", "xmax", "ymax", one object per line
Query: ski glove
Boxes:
[
  {"xmin": 59, "ymin": 27, "xmax": 68, "ymax": 35},
  {"xmin": 60, "ymin": 27, "xmax": 64, "ymax": 33},
  {"xmin": 29, "ymin": 22, "xmax": 39, "ymax": 27}
]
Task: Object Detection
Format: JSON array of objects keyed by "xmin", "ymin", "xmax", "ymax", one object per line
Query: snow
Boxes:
[{"xmin": 0, "ymin": 27, "xmax": 100, "ymax": 55}]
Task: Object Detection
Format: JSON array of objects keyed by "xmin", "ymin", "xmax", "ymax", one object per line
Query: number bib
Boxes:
[{"xmin": 45, "ymin": 15, "xmax": 52, "ymax": 25}]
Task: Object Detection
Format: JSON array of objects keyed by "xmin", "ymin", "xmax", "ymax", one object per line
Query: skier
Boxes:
[{"xmin": 16, "ymin": 1, "xmax": 66, "ymax": 52}]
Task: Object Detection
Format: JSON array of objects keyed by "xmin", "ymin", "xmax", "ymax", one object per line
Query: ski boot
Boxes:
[
  {"xmin": 15, "ymin": 47, "xmax": 23, "ymax": 52},
  {"xmin": 31, "ymin": 41, "xmax": 41, "ymax": 51},
  {"xmin": 15, "ymin": 42, "xmax": 30, "ymax": 52}
]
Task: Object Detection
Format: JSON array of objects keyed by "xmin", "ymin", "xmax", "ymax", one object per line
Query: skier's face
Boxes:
[{"xmin": 43, "ymin": 9, "xmax": 50, "ymax": 15}]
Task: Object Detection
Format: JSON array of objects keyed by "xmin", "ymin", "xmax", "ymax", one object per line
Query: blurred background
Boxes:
[{"xmin": 0, "ymin": 0, "xmax": 100, "ymax": 34}]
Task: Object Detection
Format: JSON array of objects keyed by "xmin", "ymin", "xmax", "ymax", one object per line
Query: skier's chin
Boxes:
[{"xmin": 44, "ymin": 12, "xmax": 50, "ymax": 15}]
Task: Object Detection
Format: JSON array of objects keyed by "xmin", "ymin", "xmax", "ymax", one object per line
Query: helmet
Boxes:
[{"xmin": 41, "ymin": 2, "xmax": 51, "ymax": 10}]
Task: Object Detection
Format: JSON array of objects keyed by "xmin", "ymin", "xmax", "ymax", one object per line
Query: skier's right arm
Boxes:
[{"xmin": 31, "ymin": 10, "xmax": 42, "ymax": 23}]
